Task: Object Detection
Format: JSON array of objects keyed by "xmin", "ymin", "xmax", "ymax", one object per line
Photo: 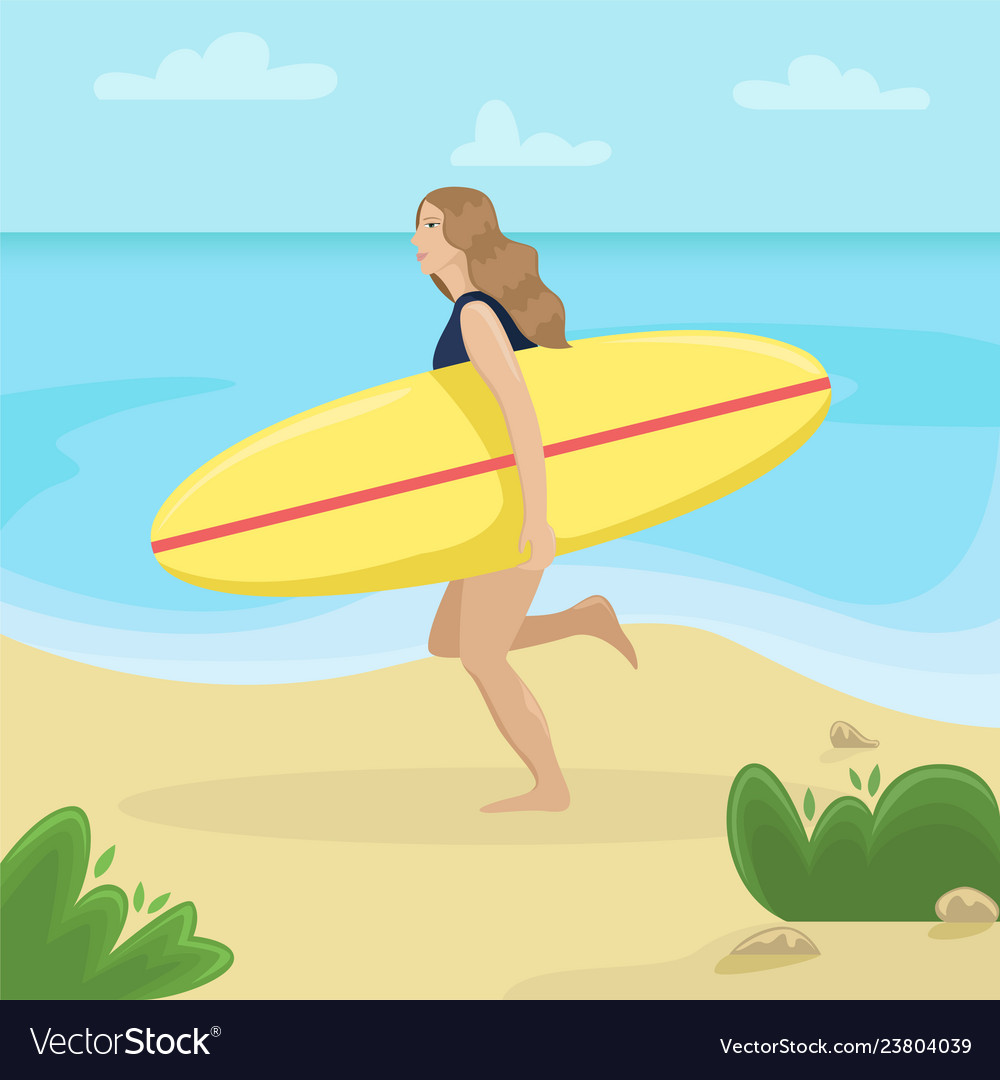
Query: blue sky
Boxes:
[{"xmin": 1, "ymin": 0, "xmax": 997, "ymax": 231}]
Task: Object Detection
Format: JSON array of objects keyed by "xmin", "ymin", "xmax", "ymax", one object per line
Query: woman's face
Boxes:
[{"xmin": 411, "ymin": 201, "xmax": 464, "ymax": 278}]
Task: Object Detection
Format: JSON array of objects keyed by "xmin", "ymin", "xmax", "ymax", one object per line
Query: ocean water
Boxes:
[{"xmin": 1, "ymin": 233, "xmax": 998, "ymax": 725}]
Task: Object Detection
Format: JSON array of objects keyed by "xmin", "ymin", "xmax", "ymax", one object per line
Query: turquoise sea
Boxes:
[{"xmin": 1, "ymin": 233, "xmax": 998, "ymax": 724}]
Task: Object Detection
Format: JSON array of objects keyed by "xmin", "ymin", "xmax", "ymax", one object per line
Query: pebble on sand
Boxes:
[
  {"xmin": 934, "ymin": 887, "xmax": 999, "ymax": 923},
  {"xmin": 730, "ymin": 927, "xmax": 820, "ymax": 956}
]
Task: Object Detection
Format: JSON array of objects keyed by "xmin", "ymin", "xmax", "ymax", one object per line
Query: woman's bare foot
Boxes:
[
  {"xmin": 574, "ymin": 595, "xmax": 638, "ymax": 668},
  {"xmin": 481, "ymin": 781, "xmax": 571, "ymax": 813}
]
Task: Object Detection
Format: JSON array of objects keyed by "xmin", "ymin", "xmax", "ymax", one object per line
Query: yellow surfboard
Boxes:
[{"xmin": 151, "ymin": 331, "xmax": 831, "ymax": 596}]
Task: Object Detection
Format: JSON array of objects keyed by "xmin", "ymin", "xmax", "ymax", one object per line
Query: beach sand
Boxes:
[{"xmin": 2, "ymin": 625, "xmax": 997, "ymax": 1000}]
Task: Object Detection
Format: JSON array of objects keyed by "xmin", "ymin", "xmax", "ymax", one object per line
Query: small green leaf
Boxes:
[
  {"xmin": 849, "ymin": 769, "xmax": 862, "ymax": 790},
  {"xmin": 94, "ymin": 845, "xmax": 116, "ymax": 878},
  {"xmin": 868, "ymin": 765, "xmax": 881, "ymax": 797},
  {"xmin": 133, "ymin": 882, "xmax": 145, "ymax": 912},
  {"xmin": 803, "ymin": 788, "xmax": 815, "ymax": 821},
  {"xmin": 147, "ymin": 892, "xmax": 171, "ymax": 915}
]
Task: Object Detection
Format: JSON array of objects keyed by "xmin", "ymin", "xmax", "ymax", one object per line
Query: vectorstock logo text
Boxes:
[{"xmin": 30, "ymin": 1027, "xmax": 216, "ymax": 1055}]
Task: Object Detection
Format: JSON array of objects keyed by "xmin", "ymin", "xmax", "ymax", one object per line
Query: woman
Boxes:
[{"xmin": 412, "ymin": 187, "xmax": 637, "ymax": 813}]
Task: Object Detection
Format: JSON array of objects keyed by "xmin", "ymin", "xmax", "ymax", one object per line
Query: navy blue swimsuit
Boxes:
[{"xmin": 433, "ymin": 291, "xmax": 537, "ymax": 370}]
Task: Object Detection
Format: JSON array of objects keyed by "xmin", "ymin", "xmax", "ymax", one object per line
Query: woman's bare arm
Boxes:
[{"xmin": 460, "ymin": 302, "xmax": 556, "ymax": 569}]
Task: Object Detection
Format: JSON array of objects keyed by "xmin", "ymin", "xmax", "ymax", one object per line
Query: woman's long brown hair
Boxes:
[{"xmin": 416, "ymin": 187, "xmax": 571, "ymax": 349}]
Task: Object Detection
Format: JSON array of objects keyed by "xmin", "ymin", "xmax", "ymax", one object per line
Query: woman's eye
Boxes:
[{"xmin": 424, "ymin": 223, "xmax": 439, "ymax": 228}]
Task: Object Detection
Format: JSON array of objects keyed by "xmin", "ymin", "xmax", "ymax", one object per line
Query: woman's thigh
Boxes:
[{"xmin": 459, "ymin": 567, "xmax": 544, "ymax": 660}]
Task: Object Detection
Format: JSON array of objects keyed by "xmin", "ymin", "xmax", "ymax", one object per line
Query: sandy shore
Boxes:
[{"xmin": 2, "ymin": 626, "xmax": 997, "ymax": 1000}]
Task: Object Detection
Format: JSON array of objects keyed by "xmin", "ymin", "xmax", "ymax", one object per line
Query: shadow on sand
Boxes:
[{"xmin": 120, "ymin": 768, "xmax": 758, "ymax": 845}]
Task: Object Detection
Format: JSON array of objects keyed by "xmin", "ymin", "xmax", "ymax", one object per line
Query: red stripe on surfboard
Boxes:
[{"xmin": 151, "ymin": 376, "xmax": 830, "ymax": 554}]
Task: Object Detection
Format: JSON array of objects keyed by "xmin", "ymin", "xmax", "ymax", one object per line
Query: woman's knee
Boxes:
[
  {"xmin": 428, "ymin": 580, "xmax": 462, "ymax": 657},
  {"xmin": 459, "ymin": 647, "xmax": 507, "ymax": 682},
  {"xmin": 427, "ymin": 629, "xmax": 458, "ymax": 658}
]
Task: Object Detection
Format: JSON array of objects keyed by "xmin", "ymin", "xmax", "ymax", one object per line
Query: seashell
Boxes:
[{"xmin": 830, "ymin": 721, "xmax": 879, "ymax": 749}]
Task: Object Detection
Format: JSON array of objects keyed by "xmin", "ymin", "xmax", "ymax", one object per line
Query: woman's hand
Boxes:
[{"xmin": 519, "ymin": 518, "xmax": 557, "ymax": 571}]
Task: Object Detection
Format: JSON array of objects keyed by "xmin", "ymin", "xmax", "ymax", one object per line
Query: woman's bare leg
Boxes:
[
  {"xmin": 514, "ymin": 596, "xmax": 637, "ymax": 666},
  {"xmin": 429, "ymin": 581, "xmax": 637, "ymax": 667},
  {"xmin": 458, "ymin": 567, "xmax": 570, "ymax": 813}
]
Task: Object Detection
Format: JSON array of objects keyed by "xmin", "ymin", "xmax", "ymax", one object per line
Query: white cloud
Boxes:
[
  {"xmin": 734, "ymin": 55, "xmax": 929, "ymax": 110},
  {"xmin": 94, "ymin": 32, "xmax": 337, "ymax": 100},
  {"xmin": 451, "ymin": 100, "xmax": 611, "ymax": 166}
]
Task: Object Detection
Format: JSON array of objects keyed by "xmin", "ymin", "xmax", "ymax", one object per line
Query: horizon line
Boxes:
[{"xmin": 3, "ymin": 230, "xmax": 998, "ymax": 237}]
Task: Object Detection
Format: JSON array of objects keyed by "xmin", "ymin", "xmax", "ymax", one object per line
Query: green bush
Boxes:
[
  {"xmin": 727, "ymin": 764, "xmax": 1000, "ymax": 920},
  {"xmin": 1, "ymin": 806, "xmax": 234, "ymax": 999}
]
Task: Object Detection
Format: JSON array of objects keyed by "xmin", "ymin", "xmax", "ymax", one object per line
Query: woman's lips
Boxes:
[{"xmin": 417, "ymin": 253, "xmax": 427, "ymax": 261}]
